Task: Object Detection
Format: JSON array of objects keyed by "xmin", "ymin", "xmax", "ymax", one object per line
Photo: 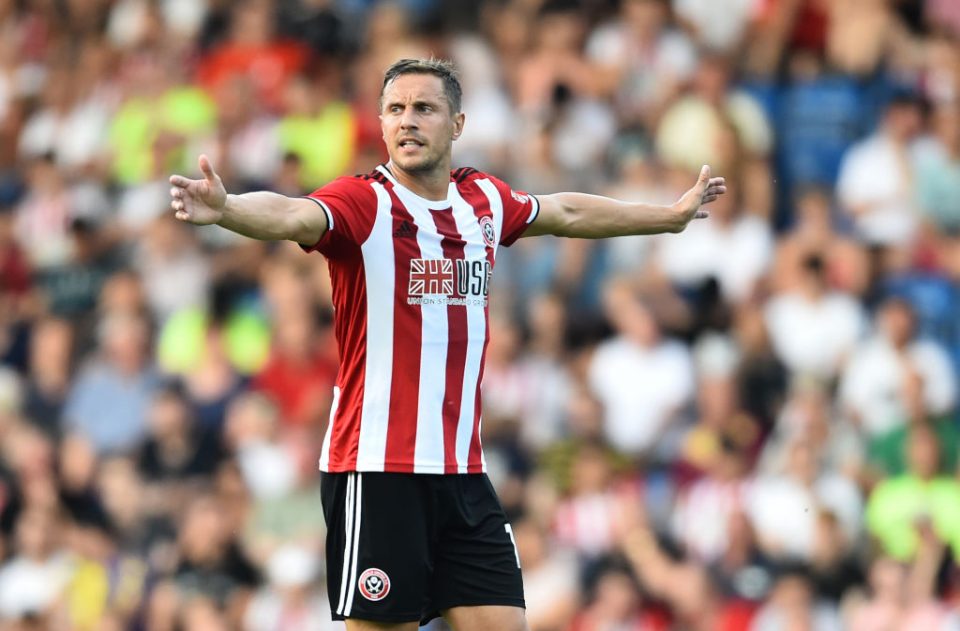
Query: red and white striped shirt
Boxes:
[{"xmin": 303, "ymin": 165, "xmax": 539, "ymax": 474}]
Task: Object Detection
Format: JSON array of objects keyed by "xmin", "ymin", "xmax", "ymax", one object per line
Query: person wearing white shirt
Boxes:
[
  {"xmin": 588, "ymin": 278, "xmax": 694, "ymax": 456},
  {"xmin": 840, "ymin": 297, "xmax": 958, "ymax": 437},
  {"xmin": 655, "ymin": 179, "xmax": 773, "ymax": 304},
  {"xmin": 836, "ymin": 94, "xmax": 925, "ymax": 245},
  {"xmin": 764, "ymin": 254, "xmax": 866, "ymax": 380}
]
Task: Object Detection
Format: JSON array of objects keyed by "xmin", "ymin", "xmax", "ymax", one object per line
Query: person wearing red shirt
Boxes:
[{"xmin": 170, "ymin": 58, "xmax": 725, "ymax": 631}]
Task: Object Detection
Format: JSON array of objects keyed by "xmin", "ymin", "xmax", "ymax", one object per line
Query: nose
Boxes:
[{"xmin": 399, "ymin": 105, "xmax": 418, "ymax": 129}]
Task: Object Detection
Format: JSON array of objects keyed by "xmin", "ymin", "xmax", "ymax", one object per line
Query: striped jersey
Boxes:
[{"xmin": 302, "ymin": 164, "xmax": 540, "ymax": 474}]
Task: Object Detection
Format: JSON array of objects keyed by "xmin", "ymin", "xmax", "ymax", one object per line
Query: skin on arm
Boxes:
[
  {"xmin": 525, "ymin": 165, "xmax": 726, "ymax": 239},
  {"xmin": 169, "ymin": 154, "xmax": 328, "ymax": 246}
]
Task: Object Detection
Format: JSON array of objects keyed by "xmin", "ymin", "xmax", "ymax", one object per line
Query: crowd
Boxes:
[{"xmin": 0, "ymin": 0, "xmax": 959, "ymax": 629}]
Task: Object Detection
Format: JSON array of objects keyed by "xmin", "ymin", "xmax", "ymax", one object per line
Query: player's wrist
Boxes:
[{"xmin": 666, "ymin": 201, "xmax": 691, "ymax": 233}]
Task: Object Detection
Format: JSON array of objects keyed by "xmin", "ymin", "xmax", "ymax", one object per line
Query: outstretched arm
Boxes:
[
  {"xmin": 523, "ymin": 165, "xmax": 726, "ymax": 239},
  {"xmin": 169, "ymin": 155, "xmax": 328, "ymax": 246}
]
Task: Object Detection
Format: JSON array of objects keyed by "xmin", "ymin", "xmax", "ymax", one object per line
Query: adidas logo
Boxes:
[{"xmin": 393, "ymin": 221, "xmax": 416, "ymax": 238}]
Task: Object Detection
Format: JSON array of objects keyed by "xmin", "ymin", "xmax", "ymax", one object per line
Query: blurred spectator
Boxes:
[
  {"xmin": 135, "ymin": 215, "xmax": 211, "ymax": 324},
  {"xmin": 672, "ymin": 439, "xmax": 752, "ymax": 563},
  {"xmin": 243, "ymin": 543, "xmax": 341, "ymax": 630},
  {"xmin": 197, "ymin": 0, "xmax": 309, "ymax": 113},
  {"xmin": 749, "ymin": 565, "xmax": 842, "ymax": 631},
  {"xmin": 253, "ymin": 262, "xmax": 336, "ymax": 431},
  {"xmin": 848, "ymin": 553, "xmax": 960, "ymax": 631},
  {"xmin": 866, "ymin": 423, "xmax": 960, "ymax": 561},
  {"xmin": 840, "ymin": 297, "xmax": 957, "ymax": 438},
  {"xmin": 109, "ymin": 54, "xmax": 216, "ymax": 187},
  {"xmin": 277, "ymin": 73, "xmax": 356, "ymax": 189},
  {"xmin": 772, "ymin": 185, "xmax": 871, "ymax": 297},
  {"xmin": 807, "ymin": 510, "xmax": 864, "ymax": 603},
  {"xmin": 588, "ymin": 278, "xmax": 694, "ymax": 457},
  {"xmin": 172, "ymin": 494, "xmax": 260, "ymax": 612},
  {"xmin": 836, "ymin": 93, "xmax": 926, "ymax": 246},
  {"xmin": 656, "ymin": 53, "xmax": 772, "ymax": 173},
  {"xmin": 746, "ymin": 437, "xmax": 863, "ymax": 561},
  {"xmin": 225, "ymin": 392, "xmax": 299, "ymax": 502},
  {"xmin": 552, "ymin": 440, "xmax": 642, "ymax": 559},
  {"xmin": 513, "ymin": 516, "xmax": 579, "ymax": 631},
  {"xmin": 764, "ymin": 252, "xmax": 865, "ymax": 379},
  {"xmin": 62, "ymin": 312, "xmax": 159, "ymax": 454},
  {"xmin": 137, "ymin": 384, "xmax": 223, "ymax": 486},
  {"xmin": 674, "ymin": 357, "xmax": 763, "ymax": 483},
  {"xmin": 585, "ymin": 0, "xmax": 697, "ymax": 130},
  {"xmin": 15, "ymin": 155, "xmax": 76, "ymax": 269},
  {"xmin": 706, "ymin": 509, "xmax": 774, "ymax": 605},
  {"xmin": 59, "ymin": 513, "xmax": 149, "ymax": 631},
  {"xmin": 916, "ymin": 101, "xmax": 960, "ymax": 233},
  {"xmin": 567, "ymin": 561, "xmax": 667, "ymax": 631},
  {"xmin": 653, "ymin": 175, "xmax": 773, "ymax": 305},
  {"xmin": 36, "ymin": 218, "xmax": 122, "ymax": 322},
  {"xmin": 22, "ymin": 317, "xmax": 73, "ymax": 439},
  {"xmin": 673, "ymin": 0, "xmax": 758, "ymax": 54},
  {"xmin": 212, "ymin": 75, "xmax": 282, "ymax": 191},
  {"xmin": 0, "ymin": 507, "xmax": 71, "ymax": 624}
]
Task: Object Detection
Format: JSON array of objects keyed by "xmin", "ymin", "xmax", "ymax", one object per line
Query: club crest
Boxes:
[
  {"xmin": 480, "ymin": 216, "xmax": 496, "ymax": 247},
  {"xmin": 358, "ymin": 568, "xmax": 390, "ymax": 601}
]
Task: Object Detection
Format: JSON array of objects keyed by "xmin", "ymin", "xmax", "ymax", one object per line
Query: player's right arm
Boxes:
[{"xmin": 169, "ymin": 155, "xmax": 327, "ymax": 246}]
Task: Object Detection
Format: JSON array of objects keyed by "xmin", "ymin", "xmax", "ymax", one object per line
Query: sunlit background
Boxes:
[{"xmin": 0, "ymin": 0, "xmax": 959, "ymax": 629}]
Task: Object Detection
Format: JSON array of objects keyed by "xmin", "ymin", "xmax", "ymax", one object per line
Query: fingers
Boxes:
[
  {"xmin": 697, "ymin": 164, "xmax": 711, "ymax": 186},
  {"xmin": 198, "ymin": 154, "xmax": 218, "ymax": 183},
  {"xmin": 169, "ymin": 174, "xmax": 193, "ymax": 187},
  {"xmin": 694, "ymin": 209, "xmax": 710, "ymax": 219}
]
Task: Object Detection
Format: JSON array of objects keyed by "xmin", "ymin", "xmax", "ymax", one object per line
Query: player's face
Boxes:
[{"xmin": 380, "ymin": 73, "xmax": 464, "ymax": 174}]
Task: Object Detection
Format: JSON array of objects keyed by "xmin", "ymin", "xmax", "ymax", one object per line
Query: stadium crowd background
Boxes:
[{"xmin": 0, "ymin": 0, "xmax": 960, "ymax": 629}]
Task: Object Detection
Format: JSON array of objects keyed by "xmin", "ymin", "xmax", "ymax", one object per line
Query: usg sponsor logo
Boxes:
[{"xmin": 408, "ymin": 258, "xmax": 491, "ymax": 304}]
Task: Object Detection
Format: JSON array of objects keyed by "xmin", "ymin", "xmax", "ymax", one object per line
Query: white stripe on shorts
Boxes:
[
  {"xmin": 336, "ymin": 473, "xmax": 356, "ymax": 615},
  {"xmin": 344, "ymin": 473, "xmax": 364, "ymax": 616},
  {"xmin": 505, "ymin": 523, "xmax": 521, "ymax": 568}
]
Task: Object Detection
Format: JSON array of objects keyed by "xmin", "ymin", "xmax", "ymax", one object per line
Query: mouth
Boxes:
[{"xmin": 398, "ymin": 138, "xmax": 425, "ymax": 149}]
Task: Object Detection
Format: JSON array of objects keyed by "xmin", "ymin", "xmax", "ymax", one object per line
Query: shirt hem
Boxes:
[{"xmin": 319, "ymin": 461, "xmax": 487, "ymax": 474}]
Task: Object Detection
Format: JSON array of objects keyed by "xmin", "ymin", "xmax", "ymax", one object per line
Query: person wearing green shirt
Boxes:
[{"xmin": 866, "ymin": 423, "xmax": 960, "ymax": 560}]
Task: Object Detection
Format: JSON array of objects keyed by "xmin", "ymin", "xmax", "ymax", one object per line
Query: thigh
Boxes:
[
  {"xmin": 427, "ymin": 475, "xmax": 525, "ymax": 618},
  {"xmin": 345, "ymin": 620, "xmax": 419, "ymax": 631},
  {"xmin": 443, "ymin": 605, "xmax": 528, "ymax": 631},
  {"xmin": 322, "ymin": 472, "xmax": 436, "ymax": 624}
]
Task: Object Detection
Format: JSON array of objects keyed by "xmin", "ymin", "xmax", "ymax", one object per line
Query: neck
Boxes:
[{"xmin": 387, "ymin": 161, "xmax": 451, "ymax": 201}]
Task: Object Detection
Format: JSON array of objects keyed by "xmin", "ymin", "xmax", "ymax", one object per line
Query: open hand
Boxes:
[
  {"xmin": 674, "ymin": 165, "xmax": 727, "ymax": 225},
  {"xmin": 169, "ymin": 155, "xmax": 227, "ymax": 225}
]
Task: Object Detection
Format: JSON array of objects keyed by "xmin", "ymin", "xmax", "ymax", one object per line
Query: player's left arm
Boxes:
[{"xmin": 522, "ymin": 165, "xmax": 726, "ymax": 239}]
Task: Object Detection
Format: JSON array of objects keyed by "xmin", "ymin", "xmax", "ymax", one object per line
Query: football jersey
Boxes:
[{"xmin": 302, "ymin": 164, "xmax": 540, "ymax": 473}]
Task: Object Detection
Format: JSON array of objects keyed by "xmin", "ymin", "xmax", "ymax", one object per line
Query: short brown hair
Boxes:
[{"xmin": 380, "ymin": 58, "xmax": 462, "ymax": 114}]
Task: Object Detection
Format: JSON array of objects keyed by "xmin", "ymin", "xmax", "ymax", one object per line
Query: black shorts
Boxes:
[{"xmin": 320, "ymin": 471, "xmax": 525, "ymax": 624}]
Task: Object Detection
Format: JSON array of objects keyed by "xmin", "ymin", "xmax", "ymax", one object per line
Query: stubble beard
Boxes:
[{"xmin": 393, "ymin": 150, "xmax": 443, "ymax": 175}]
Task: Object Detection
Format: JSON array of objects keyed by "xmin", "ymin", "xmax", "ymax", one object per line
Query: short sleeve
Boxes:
[
  {"xmin": 486, "ymin": 175, "xmax": 540, "ymax": 247},
  {"xmin": 301, "ymin": 176, "xmax": 378, "ymax": 257}
]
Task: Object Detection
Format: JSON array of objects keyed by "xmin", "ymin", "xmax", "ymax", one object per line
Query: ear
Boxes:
[{"xmin": 452, "ymin": 112, "xmax": 466, "ymax": 140}]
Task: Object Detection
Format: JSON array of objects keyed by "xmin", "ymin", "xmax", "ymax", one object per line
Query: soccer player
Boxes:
[{"xmin": 169, "ymin": 58, "xmax": 726, "ymax": 631}]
